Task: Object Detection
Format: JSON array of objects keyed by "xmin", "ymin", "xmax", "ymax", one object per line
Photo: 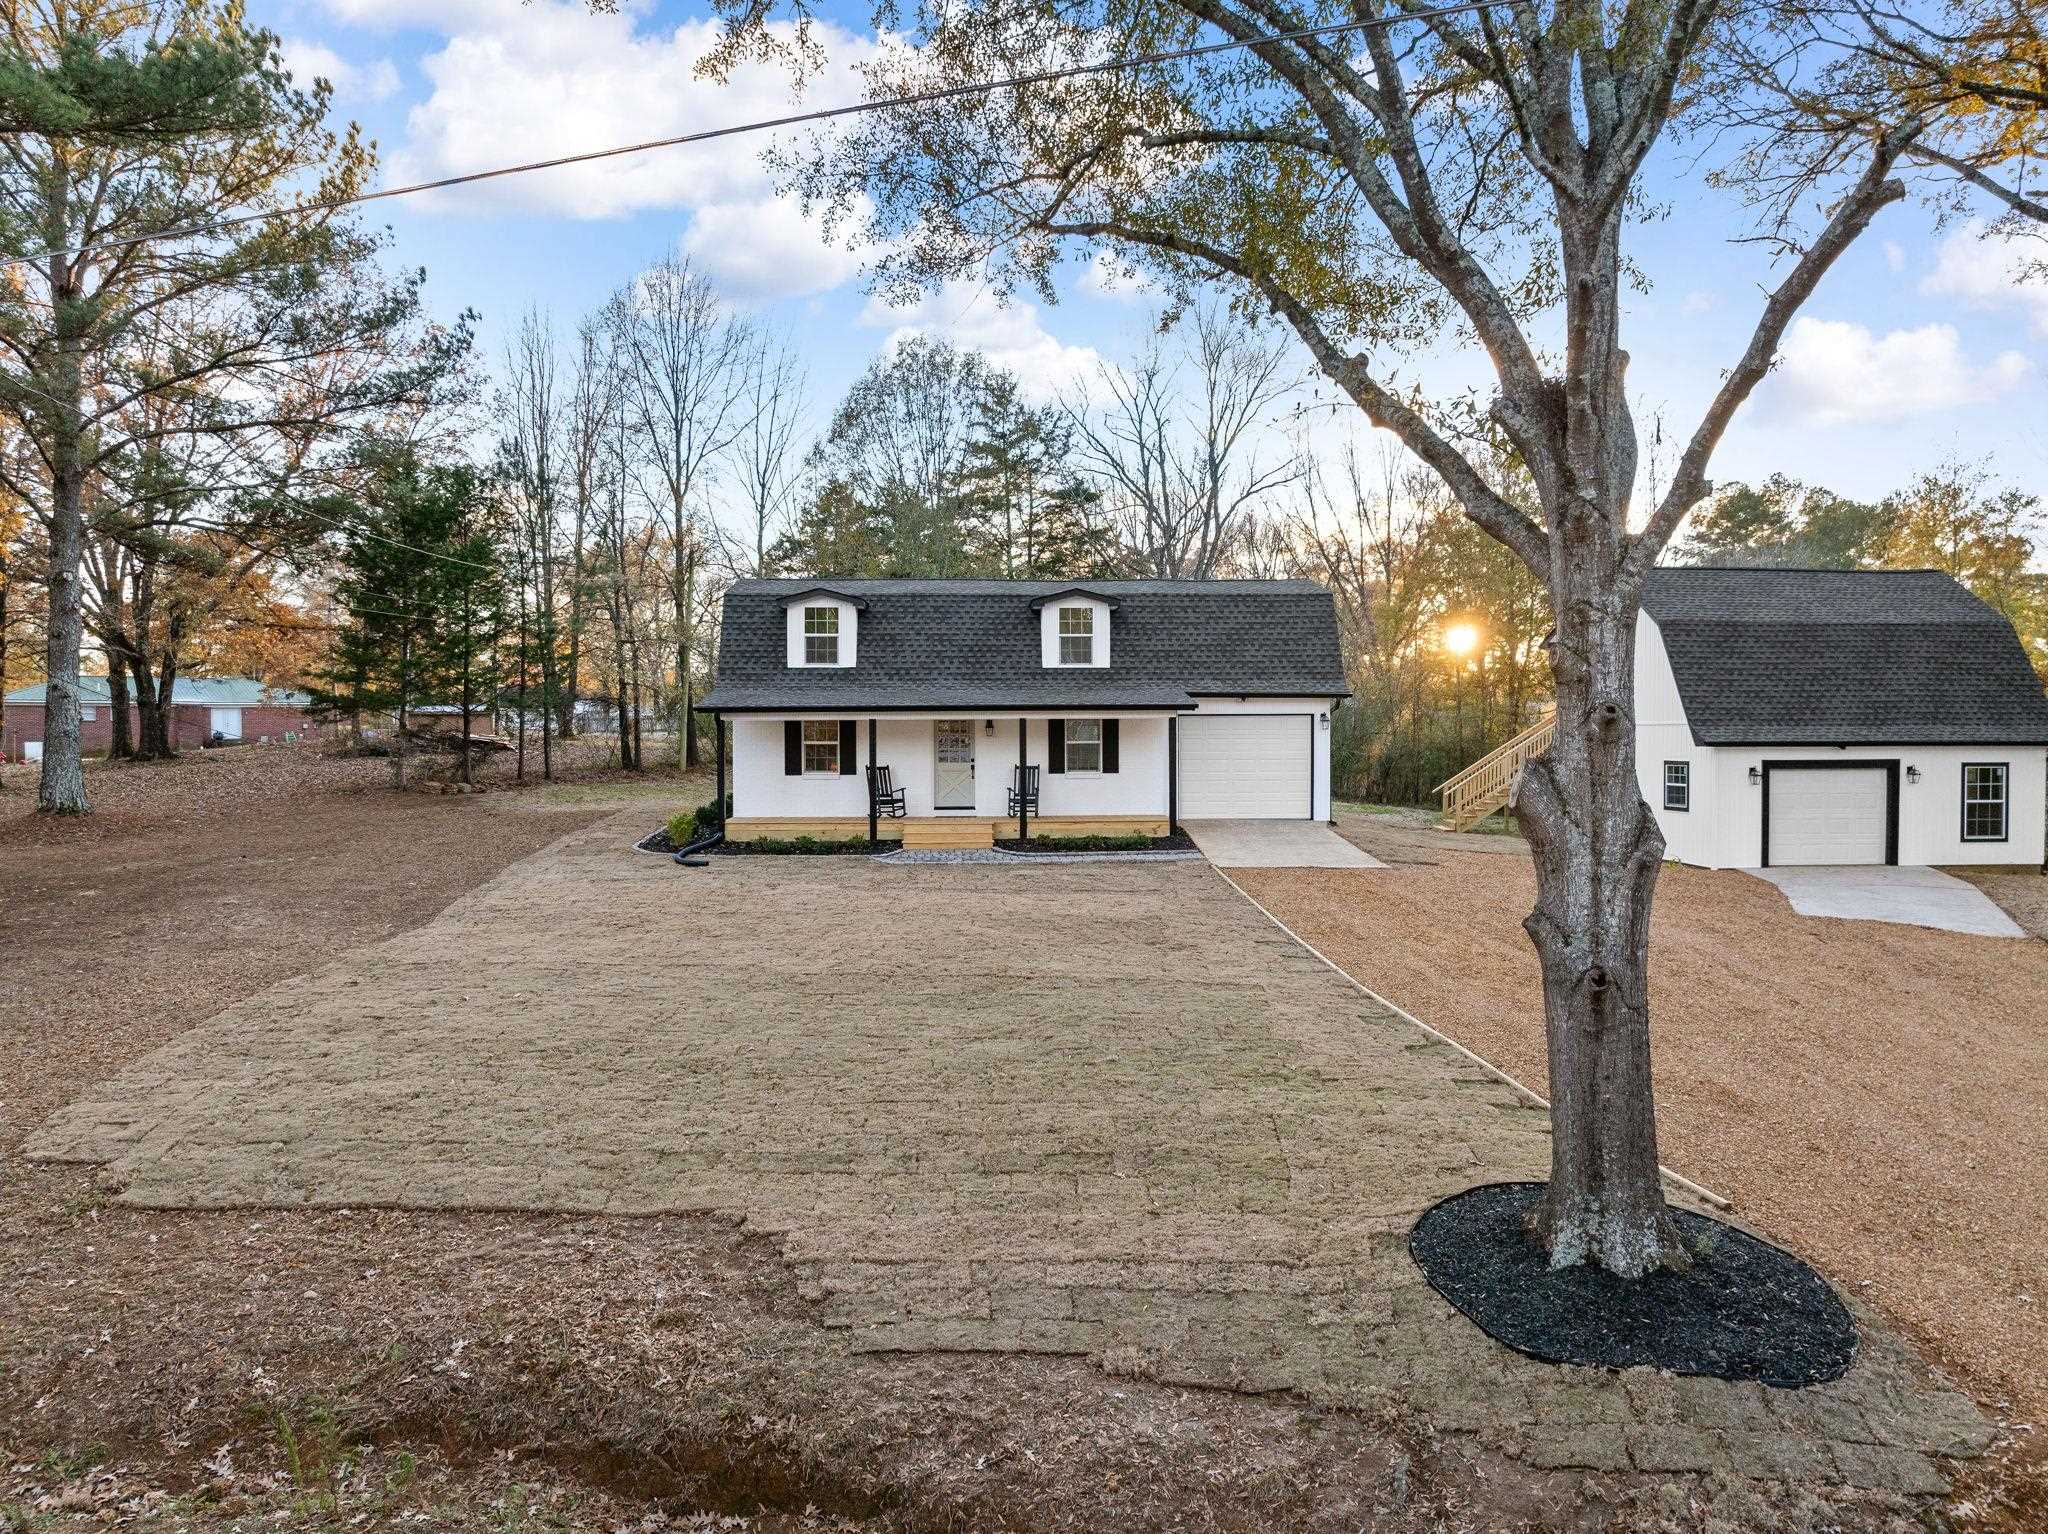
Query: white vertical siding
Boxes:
[{"xmin": 1633, "ymin": 612, "xmax": 1714, "ymax": 866}]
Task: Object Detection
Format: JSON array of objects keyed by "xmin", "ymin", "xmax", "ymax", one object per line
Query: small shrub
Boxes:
[
  {"xmin": 667, "ymin": 793, "xmax": 732, "ymax": 846},
  {"xmin": 741, "ymin": 834, "xmax": 871, "ymax": 855},
  {"xmin": 1013, "ymin": 833, "xmax": 1155, "ymax": 851}
]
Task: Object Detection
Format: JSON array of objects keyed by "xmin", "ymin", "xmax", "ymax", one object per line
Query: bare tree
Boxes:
[
  {"xmin": 499, "ymin": 308, "xmax": 563, "ymax": 779},
  {"xmin": 614, "ymin": 256, "xmax": 750, "ymax": 767},
  {"xmin": 1066, "ymin": 306, "xmax": 1300, "ymax": 578},
  {"xmin": 722, "ymin": 326, "xmax": 810, "ymax": 575}
]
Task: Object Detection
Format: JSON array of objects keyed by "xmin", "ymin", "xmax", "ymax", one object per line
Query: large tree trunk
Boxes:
[
  {"xmin": 1513, "ymin": 533, "xmax": 1685, "ymax": 1278},
  {"xmin": 36, "ymin": 233, "xmax": 89, "ymax": 814},
  {"xmin": 144, "ymin": 645, "xmax": 179, "ymax": 758},
  {"xmin": 105, "ymin": 644, "xmax": 133, "ymax": 760}
]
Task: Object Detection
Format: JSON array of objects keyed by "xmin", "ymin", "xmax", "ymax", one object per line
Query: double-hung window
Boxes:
[
  {"xmin": 1058, "ymin": 606, "xmax": 1094, "ymax": 665},
  {"xmin": 1065, "ymin": 718, "xmax": 1103, "ymax": 772},
  {"xmin": 1662, "ymin": 760, "xmax": 1690, "ymax": 812},
  {"xmin": 1962, "ymin": 763, "xmax": 2008, "ymax": 842},
  {"xmin": 801, "ymin": 719, "xmax": 840, "ymax": 775},
  {"xmin": 803, "ymin": 605, "xmax": 840, "ymax": 664}
]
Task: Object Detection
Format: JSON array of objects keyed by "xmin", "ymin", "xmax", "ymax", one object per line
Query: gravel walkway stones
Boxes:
[{"xmin": 28, "ymin": 807, "xmax": 1990, "ymax": 1501}]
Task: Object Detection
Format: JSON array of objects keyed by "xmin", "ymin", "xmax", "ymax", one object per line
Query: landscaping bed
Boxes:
[{"xmin": 996, "ymin": 829, "xmax": 1198, "ymax": 854}]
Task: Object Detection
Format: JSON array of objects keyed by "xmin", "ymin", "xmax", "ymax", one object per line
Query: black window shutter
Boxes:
[
  {"xmin": 838, "ymin": 719, "xmax": 857, "ymax": 774},
  {"xmin": 1103, "ymin": 719, "xmax": 1120, "ymax": 774},
  {"xmin": 1047, "ymin": 718, "xmax": 1066, "ymax": 773},
  {"xmin": 784, "ymin": 720, "xmax": 801, "ymax": 775}
]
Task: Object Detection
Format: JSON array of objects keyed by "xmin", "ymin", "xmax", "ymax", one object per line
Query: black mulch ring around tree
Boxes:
[{"xmin": 1409, "ymin": 1182, "xmax": 1857, "ymax": 1388}]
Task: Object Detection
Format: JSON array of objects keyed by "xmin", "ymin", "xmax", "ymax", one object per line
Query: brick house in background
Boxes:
[{"xmin": 1, "ymin": 675, "xmax": 316, "ymax": 762}]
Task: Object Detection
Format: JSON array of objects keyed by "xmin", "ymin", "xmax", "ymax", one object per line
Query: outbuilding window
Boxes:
[
  {"xmin": 803, "ymin": 605, "xmax": 839, "ymax": 664},
  {"xmin": 802, "ymin": 719, "xmax": 840, "ymax": 775},
  {"xmin": 1058, "ymin": 606, "xmax": 1094, "ymax": 664},
  {"xmin": 1963, "ymin": 763, "xmax": 2008, "ymax": 841},
  {"xmin": 1065, "ymin": 718, "xmax": 1102, "ymax": 771},
  {"xmin": 1662, "ymin": 760, "xmax": 1690, "ymax": 812}
]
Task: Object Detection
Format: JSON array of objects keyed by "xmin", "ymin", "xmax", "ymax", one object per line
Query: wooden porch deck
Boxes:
[{"xmin": 724, "ymin": 815, "xmax": 1170, "ymax": 847}]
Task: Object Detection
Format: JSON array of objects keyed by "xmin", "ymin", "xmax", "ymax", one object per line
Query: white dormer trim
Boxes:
[
  {"xmin": 1040, "ymin": 596, "xmax": 1112, "ymax": 669},
  {"xmin": 786, "ymin": 597, "xmax": 859, "ymax": 668}
]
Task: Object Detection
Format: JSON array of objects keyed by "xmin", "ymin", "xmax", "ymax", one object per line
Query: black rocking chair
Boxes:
[
  {"xmin": 867, "ymin": 763, "xmax": 908, "ymax": 818},
  {"xmin": 1007, "ymin": 764, "xmax": 1041, "ymax": 817}
]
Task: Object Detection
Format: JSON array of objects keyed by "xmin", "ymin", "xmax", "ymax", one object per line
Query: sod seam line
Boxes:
[{"xmin": 1206, "ymin": 864, "xmax": 1734, "ymax": 1212}]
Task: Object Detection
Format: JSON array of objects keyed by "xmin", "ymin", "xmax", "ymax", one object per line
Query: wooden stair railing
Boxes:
[{"xmin": 1435, "ymin": 706, "xmax": 1556, "ymax": 831}]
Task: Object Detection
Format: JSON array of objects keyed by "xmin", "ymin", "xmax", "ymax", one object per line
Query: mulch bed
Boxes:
[{"xmin": 1410, "ymin": 1182, "xmax": 1857, "ymax": 1388}]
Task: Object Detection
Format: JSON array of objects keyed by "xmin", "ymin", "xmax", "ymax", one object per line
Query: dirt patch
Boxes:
[{"xmin": 1232, "ymin": 852, "xmax": 2048, "ymax": 1519}]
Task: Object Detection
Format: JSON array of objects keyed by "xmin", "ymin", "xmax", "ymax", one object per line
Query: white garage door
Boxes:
[
  {"xmin": 1767, "ymin": 767, "xmax": 1888, "ymax": 865},
  {"xmin": 1179, "ymin": 714, "xmax": 1312, "ymax": 819}
]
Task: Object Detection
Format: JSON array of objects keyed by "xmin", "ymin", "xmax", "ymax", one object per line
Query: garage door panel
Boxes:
[
  {"xmin": 1767, "ymin": 768, "xmax": 1888, "ymax": 866},
  {"xmin": 1179, "ymin": 714, "xmax": 1312, "ymax": 819}
]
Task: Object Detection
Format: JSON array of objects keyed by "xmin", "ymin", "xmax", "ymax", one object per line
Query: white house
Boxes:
[
  {"xmin": 1634, "ymin": 568, "xmax": 2048, "ymax": 869},
  {"xmin": 699, "ymin": 579, "xmax": 1351, "ymax": 847}
]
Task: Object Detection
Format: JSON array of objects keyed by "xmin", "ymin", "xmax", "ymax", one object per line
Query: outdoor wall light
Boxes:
[
  {"xmin": 984, "ymin": 719, "xmax": 995, "ymax": 736},
  {"xmin": 1907, "ymin": 765, "xmax": 1921, "ymax": 784},
  {"xmin": 1318, "ymin": 711, "xmax": 1330, "ymax": 729},
  {"xmin": 1748, "ymin": 766, "xmax": 1762, "ymax": 786}
]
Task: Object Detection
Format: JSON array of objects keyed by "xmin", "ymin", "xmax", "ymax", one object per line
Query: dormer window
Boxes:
[
  {"xmin": 1058, "ymin": 606, "xmax": 1094, "ymax": 665},
  {"xmin": 803, "ymin": 605, "xmax": 840, "ymax": 664}
]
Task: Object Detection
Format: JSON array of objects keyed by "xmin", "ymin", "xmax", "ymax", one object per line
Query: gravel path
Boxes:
[
  {"xmin": 1232, "ymin": 851, "xmax": 2048, "ymax": 1434},
  {"xmin": 25, "ymin": 808, "xmax": 1991, "ymax": 1506}
]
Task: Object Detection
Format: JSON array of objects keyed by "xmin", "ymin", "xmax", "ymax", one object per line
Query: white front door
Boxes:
[
  {"xmin": 934, "ymin": 720, "xmax": 976, "ymax": 809},
  {"xmin": 209, "ymin": 706, "xmax": 243, "ymax": 738}
]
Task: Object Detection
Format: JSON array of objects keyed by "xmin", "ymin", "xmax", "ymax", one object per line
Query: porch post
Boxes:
[
  {"xmin": 868, "ymin": 717, "xmax": 879, "ymax": 848},
  {"xmin": 1168, "ymin": 714, "xmax": 1178, "ymax": 834},
  {"xmin": 715, "ymin": 714, "xmax": 727, "ymax": 825},
  {"xmin": 1017, "ymin": 717, "xmax": 1028, "ymax": 841}
]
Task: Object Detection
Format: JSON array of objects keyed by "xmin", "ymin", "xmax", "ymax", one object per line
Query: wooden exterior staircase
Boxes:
[{"xmin": 1435, "ymin": 706, "xmax": 1556, "ymax": 831}]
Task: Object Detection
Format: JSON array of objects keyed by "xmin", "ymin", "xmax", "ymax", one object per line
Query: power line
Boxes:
[
  {"xmin": 1, "ymin": 1, "xmax": 1501, "ymax": 274},
  {"xmin": 296, "ymin": 503, "xmax": 497, "ymax": 572}
]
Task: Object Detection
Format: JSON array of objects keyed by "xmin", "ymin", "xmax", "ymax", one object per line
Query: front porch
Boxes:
[
  {"xmin": 723, "ymin": 813, "xmax": 1172, "ymax": 849},
  {"xmin": 715, "ymin": 708, "xmax": 1183, "ymax": 847}
]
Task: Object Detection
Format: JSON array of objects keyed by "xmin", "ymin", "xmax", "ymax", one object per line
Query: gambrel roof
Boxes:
[
  {"xmin": 701, "ymin": 578, "xmax": 1350, "ymax": 712},
  {"xmin": 1643, "ymin": 567, "xmax": 2048, "ymax": 746}
]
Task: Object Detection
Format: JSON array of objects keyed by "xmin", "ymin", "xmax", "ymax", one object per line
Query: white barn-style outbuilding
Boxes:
[{"xmin": 1633, "ymin": 568, "xmax": 2048, "ymax": 870}]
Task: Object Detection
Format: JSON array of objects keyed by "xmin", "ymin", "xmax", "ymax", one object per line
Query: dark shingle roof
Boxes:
[
  {"xmin": 701, "ymin": 578, "xmax": 1350, "ymax": 711},
  {"xmin": 1643, "ymin": 567, "xmax": 2048, "ymax": 745}
]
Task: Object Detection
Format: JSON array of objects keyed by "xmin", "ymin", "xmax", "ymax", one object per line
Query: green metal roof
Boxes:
[{"xmin": 3, "ymin": 675, "xmax": 311, "ymax": 708}]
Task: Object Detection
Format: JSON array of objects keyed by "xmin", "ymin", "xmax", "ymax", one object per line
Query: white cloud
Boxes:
[
  {"xmin": 278, "ymin": 38, "xmax": 400, "ymax": 104},
  {"xmin": 1078, "ymin": 250, "xmax": 1154, "ymax": 303},
  {"xmin": 1770, "ymin": 316, "xmax": 2030, "ymax": 426},
  {"xmin": 859, "ymin": 283, "xmax": 1101, "ymax": 403},
  {"xmin": 1883, "ymin": 240, "xmax": 1906, "ymax": 274},
  {"xmin": 680, "ymin": 194, "xmax": 868, "ymax": 305},
  {"xmin": 1679, "ymin": 289, "xmax": 1715, "ymax": 316},
  {"xmin": 348, "ymin": 0, "xmax": 885, "ymax": 302},
  {"xmin": 1921, "ymin": 221, "xmax": 2048, "ymax": 337}
]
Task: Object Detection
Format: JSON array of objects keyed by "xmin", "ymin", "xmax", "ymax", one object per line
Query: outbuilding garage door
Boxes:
[
  {"xmin": 1179, "ymin": 714, "xmax": 1312, "ymax": 819},
  {"xmin": 1767, "ymin": 767, "xmax": 1888, "ymax": 865}
]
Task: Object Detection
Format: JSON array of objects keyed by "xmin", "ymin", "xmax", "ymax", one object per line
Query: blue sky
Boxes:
[{"xmin": 260, "ymin": 0, "xmax": 2048, "ymax": 514}]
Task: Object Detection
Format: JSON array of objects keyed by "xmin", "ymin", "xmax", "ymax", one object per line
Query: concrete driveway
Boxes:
[
  {"xmin": 1751, "ymin": 864, "xmax": 2028, "ymax": 938},
  {"xmin": 1185, "ymin": 818, "xmax": 1385, "ymax": 868}
]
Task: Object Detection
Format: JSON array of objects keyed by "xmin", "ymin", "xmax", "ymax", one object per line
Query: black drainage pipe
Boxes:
[{"xmin": 672, "ymin": 827, "xmax": 725, "ymax": 868}]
